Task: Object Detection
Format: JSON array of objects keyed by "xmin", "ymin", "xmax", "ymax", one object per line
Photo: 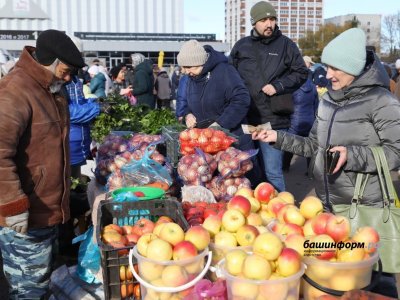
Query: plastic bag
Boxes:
[
  {"xmin": 215, "ymin": 147, "xmax": 259, "ymax": 178},
  {"xmin": 181, "ymin": 185, "xmax": 216, "ymax": 203},
  {"xmin": 177, "ymin": 148, "xmax": 217, "ymax": 186},
  {"xmin": 72, "ymin": 226, "xmax": 101, "ymax": 284},
  {"xmin": 206, "ymin": 176, "xmax": 252, "ymax": 201},
  {"xmin": 183, "ymin": 279, "xmax": 227, "ymax": 300},
  {"xmin": 179, "ymin": 128, "xmax": 237, "ymax": 155},
  {"xmin": 120, "ymin": 146, "xmax": 172, "ymax": 187}
]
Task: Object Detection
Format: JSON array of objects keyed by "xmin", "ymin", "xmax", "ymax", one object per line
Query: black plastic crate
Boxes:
[
  {"xmin": 162, "ymin": 125, "xmax": 184, "ymax": 167},
  {"xmin": 96, "ymin": 198, "xmax": 188, "ymax": 300}
]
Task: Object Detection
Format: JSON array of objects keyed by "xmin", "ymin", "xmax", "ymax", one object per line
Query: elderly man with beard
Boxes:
[
  {"xmin": 0, "ymin": 29, "xmax": 85, "ymax": 299},
  {"xmin": 230, "ymin": 1, "xmax": 308, "ymax": 192}
]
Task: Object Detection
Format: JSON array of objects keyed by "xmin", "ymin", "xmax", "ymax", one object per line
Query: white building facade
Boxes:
[
  {"xmin": 0, "ymin": 0, "xmax": 228, "ymax": 67},
  {"xmin": 225, "ymin": 0, "xmax": 324, "ymax": 49},
  {"xmin": 325, "ymin": 14, "xmax": 381, "ymax": 52}
]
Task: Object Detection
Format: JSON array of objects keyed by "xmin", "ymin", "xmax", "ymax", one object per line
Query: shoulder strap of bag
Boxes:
[{"xmin": 375, "ymin": 147, "xmax": 400, "ymax": 207}]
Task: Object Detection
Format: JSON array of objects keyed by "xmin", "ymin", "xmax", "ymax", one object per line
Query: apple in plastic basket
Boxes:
[
  {"xmin": 300, "ymin": 195, "xmax": 324, "ymax": 219},
  {"xmin": 222, "ymin": 209, "xmax": 246, "ymax": 233},
  {"xmin": 184, "ymin": 225, "xmax": 210, "ymax": 251},
  {"xmin": 173, "ymin": 240, "xmax": 198, "ymax": 261},
  {"xmin": 325, "ymin": 214, "xmax": 351, "ymax": 242},
  {"xmin": 214, "ymin": 231, "xmax": 237, "ymax": 248},
  {"xmin": 246, "ymin": 212, "xmax": 263, "ymax": 226},
  {"xmin": 225, "ymin": 248, "xmax": 247, "ymax": 276},
  {"xmin": 161, "ymin": 265, "xmax": 189, "ymax": 287},
  {"xmin": 253, "ymin": 232, "xmax": 283, "ymax": 261},
  {"xmin": 202, "ymin": 215, "xmax": 222, "ymax": 238},
  {"xmin": 227, "ymin": 195, "xmax": 251, "ymax": 217},
  {"xmin": 159, "ymin": 222, "xmax": 185, "ymax": 246},
  {"xmin": 254, "ymin": 182, "xmax": 275, "ymax": 203},
  {"xmin": 284, "ymin": 233, "xmax": 306, "ymax": 257},
  {"xmin": 139, "ymin": 260, "xmax": 165, "ymax": 282},
  {"xmin": 258, "ymin": 273, "xmax": 289, "ymax": 300},
  {"xmin": 283, "ymin": 206, "xmax": 306, "ymax": 227},
  {"xmin": 236, "ymin": 225, "xmax": 259, "ymax": 247},
  {"xmin": 276, "ymin": 247, "xmax": 301, "ymax": 277},
  {"xmin": 277, "ymin": 191, "xmax": 295, "ymax": 204},
  {"xmin": 352, "ymin": 226, "xmax": 380, "ymax": 254},
  {"xmin": 136, "ymin": 233, "xmax": 158, "ymax": 257},
  {"xmin": 311, "ymin": 212, "xmax": 334, "ymax": 235},
  {"xmin": 243, "ymin": 253, "xmax": 271, "ymax": 280},
  {"xmin": 146, "ymin": 238, "xmax": 173, "ymax": 261},
  {"xmin": 231, "ymin": 280, "xmax": 259, "ymax": 299}
]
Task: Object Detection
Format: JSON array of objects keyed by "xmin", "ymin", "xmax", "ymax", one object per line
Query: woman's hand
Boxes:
[
  {"xmin": 251, "ymin": 129, "xmax": 277, "ymax": 143},
  {"xmin": 120, "ymin": 87, "xmax": 133, "ymax": 96},
  {"xmin": 185, "ymin": 113, "xmax": 197, "ymax": 128},
  {"xmin": 330, "ymin": 146, "xmax": 347, "ymax": 174}
]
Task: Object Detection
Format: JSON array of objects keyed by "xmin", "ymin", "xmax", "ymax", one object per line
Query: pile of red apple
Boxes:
[
  {"xmin": 179, "ymin": 128, "xmax": 236, "ymax": 155},
  {"xmin": 134, "ymin": 221, "xmax": 211, "ymax": 299},
  {"xmin": 182, "ymin": 201, "xmax": 226, "ymax": 226},
  {"xmin": 224, "ymin": 232, "xmax": 302, "ymax": 299}
]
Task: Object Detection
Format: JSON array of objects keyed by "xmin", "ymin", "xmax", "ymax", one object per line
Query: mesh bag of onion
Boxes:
[
  {"xmin": 206, "ymin": 176, "xmax": 251, "ymax": 201},
  {"xmin": 215, "ymin": 147, "xmax": 259, "ymax": 178},
  {"xmin": 177, "ymin": 148, "xmax": 217, "ymax": 186}
]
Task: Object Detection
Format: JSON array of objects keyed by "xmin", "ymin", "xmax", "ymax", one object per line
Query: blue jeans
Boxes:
[
  {"xmin": 0, "ymin": 226, "xmax": 57, "ymax": 299},
  {"xmin": 259, "ymin": 140, "xmax": 286, "ymax": 192}
]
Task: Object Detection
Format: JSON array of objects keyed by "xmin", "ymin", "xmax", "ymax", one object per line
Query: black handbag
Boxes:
[{"xmin": 269, "ymin": 93, "xmax": 294, "ymax": 115}]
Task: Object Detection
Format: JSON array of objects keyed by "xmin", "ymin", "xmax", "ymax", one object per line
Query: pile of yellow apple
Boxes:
[
  {"xmin": 224, "ymin": 232, "xmax": 303, "ymax": 299},
  {"xmin": 134, "ymin": 221, "xmax": 211, "ymax": 299}
]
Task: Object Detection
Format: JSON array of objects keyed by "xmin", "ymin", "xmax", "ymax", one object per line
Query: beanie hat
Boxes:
[
  {"xmin": 177, "ymin": 40, "xmax": 208, "ymax": 67},
  {"xmin": 250, "ymin": 1, "xmax": 277, "ymax": 25},
  {"xmin": 321, "ymin": 28, "xmax": 366, "ymax": 76},
  {"xmin": 35, "ymin": 30, "xmax": 85, "ymax": 68},
  {"xmin": 131, "ymin": 53, "xmax": 145, "ymax": 68},
  {"xmin": 88, "ymin": 65, "xmax": 99, "ymax": 75},
  {"xmin": 395, "ymin": 59, "xmax": 400, "ymax": 69}
]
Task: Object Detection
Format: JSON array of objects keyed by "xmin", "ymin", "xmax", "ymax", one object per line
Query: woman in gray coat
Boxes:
[{"xmin": 253, "ymin": 28, "xmax": 400, "ymax": 211}]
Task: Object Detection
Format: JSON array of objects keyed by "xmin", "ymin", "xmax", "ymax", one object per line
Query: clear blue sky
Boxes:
[{"xmin": 184, "ymin": 0, "xmax": 400, "ymax": 39}]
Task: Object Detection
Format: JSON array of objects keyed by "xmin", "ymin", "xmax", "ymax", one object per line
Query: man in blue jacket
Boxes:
[{"xmin": 230, "ymin": 1, "xmax": 308, "ymax": 192}]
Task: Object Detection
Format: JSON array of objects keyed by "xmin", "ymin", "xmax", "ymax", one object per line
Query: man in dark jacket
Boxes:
[
  {"xmin": 230, "ymin": 1, "xmax": 308, "ymax": 192},
  {"xmin": 0, "ymin": 30, "xmax": 85, "ymax": 298}
]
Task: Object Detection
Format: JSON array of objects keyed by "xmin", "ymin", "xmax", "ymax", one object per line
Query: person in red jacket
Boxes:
[{"xmin": 0, "ymin": 29, "xmax": 85, "ymax": 298}]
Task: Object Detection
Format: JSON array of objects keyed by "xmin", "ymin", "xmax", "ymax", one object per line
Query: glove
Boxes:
[
  {"xmin": 6, "ymin": 211, "xmax": 29, "ymax": 234},
  {"xmin": 185, "ymin": 113, "xmax": 197, "ymax": 128},
  {"xmin": 99, "ymin": 102, "xmax": 113, "ymax": 114}
]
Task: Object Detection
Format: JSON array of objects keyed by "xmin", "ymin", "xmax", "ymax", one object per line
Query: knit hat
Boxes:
[
  {"xmin": 88, "ymin": 65, "xmax": 99, "ymax": 75},
  {"xmin": 131, "ymin": 53, "xmax": 145, "ymax": 68},
  {"xmin": 395, "ymin": 59, "xmax": 400, "ymax": 70},
  {"xmin": 35, "ymin": 30, "xmax": 85, "ymax": 68},
  {"xmin": 250, "ymin": 1, "xmax": 277, "ymax": 25},
  {"xmin": 321, "ymin": 28, "xmax": 366, "ymax": 76},
  {"xmin": 177, "ymin": 40, "xmax": 208, "ymax": 67}
]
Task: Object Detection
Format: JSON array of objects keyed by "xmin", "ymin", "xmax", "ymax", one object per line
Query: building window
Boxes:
[
  {"xmin": 281, "ymin": 9, "xmax": 289, "ymax": 14},
  {"xmin": 307, "ymin": 10, "xmax": 314, "ymax": 16},
  {"xmin": 367, "ymin": 21, "xmax": 371, "ymax": 25},
  {"xmin": 291, "ymin": 18, "xmax": 297, "ymax": 22},
  {"xmin": 281, "ymin": 18, "xmax": 288, "ymax": 22},
  {"xmin": 367, "ymin": 29, "xmax": 370, "ymax": 32}
]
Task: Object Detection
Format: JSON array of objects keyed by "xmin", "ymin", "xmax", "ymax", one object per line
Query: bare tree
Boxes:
[{"xmin": 381, "ymin": 15, "xmax": 397, "ymax": 53}]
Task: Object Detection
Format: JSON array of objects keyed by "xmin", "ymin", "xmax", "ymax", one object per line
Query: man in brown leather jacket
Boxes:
[{"xmin": 0, "ymin": 29, "xmax": 85, "ymax": 298}]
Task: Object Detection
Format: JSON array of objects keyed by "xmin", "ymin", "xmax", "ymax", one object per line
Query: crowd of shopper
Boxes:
[{"xmin": 1, "ymin": 0, "xmax": 400, "ymax": 298}]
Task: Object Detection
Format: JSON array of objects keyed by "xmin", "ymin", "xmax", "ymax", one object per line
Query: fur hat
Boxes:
[
  {"xmin": 321, "ymin": 28, "xmax": 366, "ymax": 76},
  {"xmin": 250, "ymin": 1, "xmax": 277, "ymax": 25},
  {"xmin": 131, "ymin": 53, "xmax": 145, "ymax": 68},
  {"xmin": 35, "ymin": 30, "xmax": 85, "ymax": 68},
  {"xmin": 177, "ymin": 40, "xmax": 208, "ymax": 67}
]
